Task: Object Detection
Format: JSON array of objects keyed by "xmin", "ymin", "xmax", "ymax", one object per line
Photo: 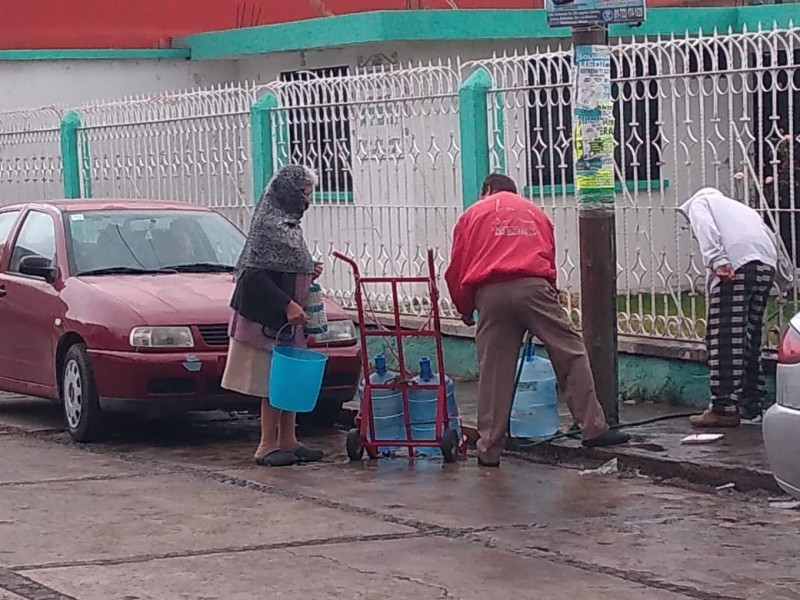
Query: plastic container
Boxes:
[
  {"xmin": 509, "ymin": 345, "xmax": 559, "ymax": 439},
  {"xmin": 408, "ymin": 357, "xmax": 460, "ymax": 457},
  {"xmin": 269, "ymin": 346, "xmax": 328, "ymax": 412},
  {"xmin": 358, "ymin": 354, "xmax": 405, "ymax": 454},
  {"xmin": 303, "ymin": 281, "xmax": 328, "ymax": 336}
]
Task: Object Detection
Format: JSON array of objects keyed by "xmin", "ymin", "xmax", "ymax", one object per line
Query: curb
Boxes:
[
  {"xmin": 462, "ymin": 424, "xmax": 782, "ymax": 494},
  {"xmin": 339, "ymin": 408, "xmax": 780, "ymax": 494}
]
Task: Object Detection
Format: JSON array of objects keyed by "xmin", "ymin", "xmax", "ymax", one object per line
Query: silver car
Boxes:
[{"xmin": 763, "ymin": 313, "xmax": 800, "ymax": 499}]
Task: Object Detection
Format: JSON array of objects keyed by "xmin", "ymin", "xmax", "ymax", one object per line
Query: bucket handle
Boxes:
[
  {"xmin": 268, "ymin": 322, "xmax": 335, "ymax": 350},
  {"xmin": 264, "ymin": 323, "xmax": 295, "ymax": 345}
]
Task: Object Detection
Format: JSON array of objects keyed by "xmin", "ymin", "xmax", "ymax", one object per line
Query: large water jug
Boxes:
[
  {"xmin": 509, "ymin": 345, "xmax": 559, "ymax": 439},
  {"xmin": 358, "ymin": 354, "xmax": 404, "ymax": 454},
  {"xmin": 408, "ymin": 357, "xmax": 460, "ymax": 457}
]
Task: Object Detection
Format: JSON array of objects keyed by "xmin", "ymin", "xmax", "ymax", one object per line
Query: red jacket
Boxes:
[{"xmin": 444, "ymin": 191, "xmax": 557, "ymax": 316}]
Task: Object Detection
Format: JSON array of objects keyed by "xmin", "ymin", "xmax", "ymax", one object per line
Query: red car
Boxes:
[{"xmin": 0, "ymin": 200, "xmax": 361, "ymax": 442}]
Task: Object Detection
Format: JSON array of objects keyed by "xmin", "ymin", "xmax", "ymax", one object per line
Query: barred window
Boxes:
[
  {"xmin": 752, "ymin": 47, "xmax": 800, "ymax": 264},
  {"xmin": 526, "ymin": 54, "xmax": 662, "ymax": 190},
  {"xmin": 279, "ymin": 66, "xmax": 353, "ymax": 196}
]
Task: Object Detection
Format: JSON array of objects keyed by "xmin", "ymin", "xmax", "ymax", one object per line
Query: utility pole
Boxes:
[
  {"xmin": 574, "ymin": 26, "xmax": 618, "ymax": 425},
  {"xmin": 547, "ymin": 2, "xmax": 646, "ymax": 425}
]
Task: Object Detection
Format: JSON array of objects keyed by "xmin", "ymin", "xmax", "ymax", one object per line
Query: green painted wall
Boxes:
[
  {"xmin": 618, "ymin": 353, "xmax": 776, "ymax": 408},
  {"xmin": 365, "ymin": 330, "xmax": 777, "ymax": 408},
  {"xmin": 365, "ymin": 333, "xmax": 480, "ymax": 381}
]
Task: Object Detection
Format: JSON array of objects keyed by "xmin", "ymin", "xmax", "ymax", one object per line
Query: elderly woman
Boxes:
[{"xmin": 222, "ymin": 164, "xmax": 324, "ymax": 466}]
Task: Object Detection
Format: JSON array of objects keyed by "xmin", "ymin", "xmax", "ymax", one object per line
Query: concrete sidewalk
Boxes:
[
  {"xmin": 2, "ymin": 391, "xmax": 799, "ymax": 600},
  {"xmin": 347, "ymin": 381, "xmax": 778, "ymax": 494}
]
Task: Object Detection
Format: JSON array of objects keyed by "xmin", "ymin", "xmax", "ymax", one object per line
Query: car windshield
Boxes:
[{"xmin": 65, "ymin": 209, "xmax": 245, "ymax": 276}]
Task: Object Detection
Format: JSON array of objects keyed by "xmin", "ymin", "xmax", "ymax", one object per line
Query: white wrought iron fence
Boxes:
[
  {"xmin": 257, "ymin": 62, "xmax": 464, "ymax": 317},
  {"xmin": 0, "ymin": 27, "xmax": 796, "ymax": 350},
  {"xmin": 474, "ymin": 25, "xmax": 800, "ymax": 348},
  {"xmin": 0, "ymin": 107, "xmax": 63, "ymax": 204},
  {"xmin": 76, "ymin": 84, "xmax": 256, "ymax": 231}
]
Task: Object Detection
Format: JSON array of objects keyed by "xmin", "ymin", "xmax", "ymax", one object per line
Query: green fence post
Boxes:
[
  {"xmin": 79, "ymin": 128, "xmax": 93, "ymax": 198},
  {"xmin": 250, "ymin": 92, "xmax": 278, "ymax": 202},
  {"xmin": 59, "ymin": 111, "xmax": 82, "ymax": 199},
  {"xmin": 458, "ymin": 67, "xmax": 492, "ymax": 209}
]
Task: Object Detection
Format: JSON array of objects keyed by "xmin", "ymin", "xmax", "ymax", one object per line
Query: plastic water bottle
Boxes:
[
  {"xmin": 509, "ymin": 345, "xmax": 559, "ymax": 439},
  {"xmin": 303, "ymin": 281, "xmax": 328, "ymax": 336},
  {"xmin": 358, "ymin": 354, "xmax": 404, "ymax": 454},
  {"xmin": 408, "ymin": 357, "xmax": 460, "ymax": 457}
]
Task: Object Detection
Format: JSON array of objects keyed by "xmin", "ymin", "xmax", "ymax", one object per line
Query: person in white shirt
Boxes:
[{"xmin": 679, "ymin": 187, "xmax": 792, "ymax": 427}]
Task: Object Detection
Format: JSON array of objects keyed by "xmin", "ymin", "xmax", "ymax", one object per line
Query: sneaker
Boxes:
[
  {"xmin": 689, "ymin": 409, "xmax": 740, "ymax": 428},
  {"xmin": 740, "ymin": 414, "xmax": 763, "ymax": 426},
  {"xmin": 582, "ymin": 430, "xmax": 631, "ymax": 448},
  {"xmin": 739, "ymin": 405, "xmax": 763, "ymax": 422}
]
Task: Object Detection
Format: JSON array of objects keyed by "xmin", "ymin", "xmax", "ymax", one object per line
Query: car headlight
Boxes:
[
  {"xmin": 313, "ymin": 320, "xmax": 357, "ymax": 344},
  {"xmin": 129, "ymin": 326, "xmax": 195, "ymax": 348}
]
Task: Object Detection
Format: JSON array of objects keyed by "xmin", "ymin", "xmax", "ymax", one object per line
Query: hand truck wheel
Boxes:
[
  {"xmin": 439, "ymin": 428, "xmax": 460, "ymax": 463},
  {"xmin": 346, "ymin": 428, "xmax": 364, "ymax": 462}
]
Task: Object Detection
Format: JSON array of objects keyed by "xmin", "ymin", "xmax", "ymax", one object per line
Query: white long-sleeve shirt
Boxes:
[{"xmin": 678, "ymin": 188, "xmax": 778, "ymax": 292}]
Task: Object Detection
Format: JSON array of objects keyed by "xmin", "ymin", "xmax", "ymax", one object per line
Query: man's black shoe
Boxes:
[{"xmin": 582, "ymin": 430, "xmax": 631, "ymax": 448}]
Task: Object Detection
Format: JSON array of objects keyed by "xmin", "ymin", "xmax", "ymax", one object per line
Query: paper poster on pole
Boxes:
[
  {"xmin": 546, "ymin": 0, "xmax": 645, "ymax": 28},
  {"xmin": 573, "ymin": 44, "xmax": 615, "ymax": 206}
]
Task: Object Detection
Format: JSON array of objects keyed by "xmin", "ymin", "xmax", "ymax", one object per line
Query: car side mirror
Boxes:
[{"xmin": 19, "ymin": 255, "xmax": 57, "ymax": 283}]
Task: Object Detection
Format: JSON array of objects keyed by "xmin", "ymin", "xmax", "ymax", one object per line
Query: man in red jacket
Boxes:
[{"xmin": 445, "ymin": 174, "xmax": 629, "ymax": 467}]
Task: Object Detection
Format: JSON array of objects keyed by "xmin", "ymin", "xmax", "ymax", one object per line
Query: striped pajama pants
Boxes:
[{"xmin": 707, "ymin": 261, "xmax": 775, "ymax": 416}]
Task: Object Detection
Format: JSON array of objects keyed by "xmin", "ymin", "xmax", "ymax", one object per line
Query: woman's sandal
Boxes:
[
  {"xmin": 254, "ymin": 449, "xmax": 298, "ymax": 467},
  {"xmin": 292, "ymin": 444, "xmax": 324, "ymax": 463}
]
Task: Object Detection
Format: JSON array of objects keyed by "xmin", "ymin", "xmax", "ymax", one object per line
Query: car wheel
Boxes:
[{"xmin": 62, "ymin": 344, "xmax": 104, "ymax": 443}]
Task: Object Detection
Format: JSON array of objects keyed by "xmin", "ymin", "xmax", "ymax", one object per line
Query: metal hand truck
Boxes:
[{"xmin": 333, "ymin": 248, "xmax": 465, "ymax": 463}]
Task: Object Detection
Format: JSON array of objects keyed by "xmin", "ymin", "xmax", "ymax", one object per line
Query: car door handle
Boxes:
[{"xmin": 0, "ymin": 286, "xmax": 6, "ymax": 298}]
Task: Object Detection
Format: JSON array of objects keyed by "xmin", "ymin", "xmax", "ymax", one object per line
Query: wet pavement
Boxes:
[
  {"xmin": 1, "ymin": 392, "xmax": 799, "ymax": 600},
  {"xmin": 540, "ymin": 406, "xmax": 776, "ymax": 491},
  {"xmin": 357, "ymin": 382, "xmax": 776, "ymax": 492}
]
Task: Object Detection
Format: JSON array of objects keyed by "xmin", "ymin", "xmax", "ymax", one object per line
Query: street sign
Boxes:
[{"xmin": 545, "ymin": 0, "xmax": 645, "ymax": 28}]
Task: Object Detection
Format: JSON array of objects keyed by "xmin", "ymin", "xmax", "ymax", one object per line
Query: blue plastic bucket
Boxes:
[{"xmin": 268, "ymin": 346, "xmax": 328, "ymax": 412}]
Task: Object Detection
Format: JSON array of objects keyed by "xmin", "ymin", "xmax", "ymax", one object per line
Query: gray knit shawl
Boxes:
[{"xmin": 237, "ymin": 165, "xmax": 317, "ymax": 274}]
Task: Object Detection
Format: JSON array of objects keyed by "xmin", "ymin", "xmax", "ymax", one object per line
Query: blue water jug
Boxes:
[
  {"xmin": 358, "ymin": 354, "xmax": 404, "ymax": 454},
  {"xmin": 408, "ymin": 357, "xmax": 460, "ymax": 457},
  {"xmin": 509, "ymin": 345, "xmax": 559, "ymax": 439}
]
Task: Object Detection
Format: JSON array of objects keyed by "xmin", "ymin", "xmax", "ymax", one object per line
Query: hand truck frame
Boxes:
[{"xmin": 333, "ymin": 248, "xmax": 465, "ymax": 462}]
